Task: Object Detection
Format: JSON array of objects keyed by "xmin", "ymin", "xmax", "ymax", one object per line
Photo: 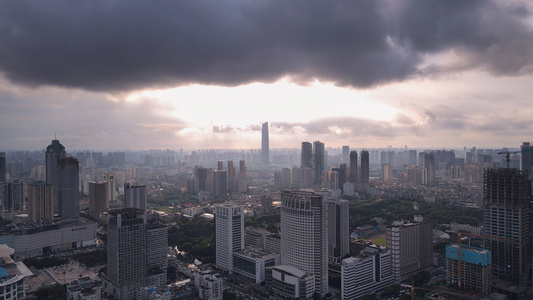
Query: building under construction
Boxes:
[
  {"xmin": 446, "ymin": 244, "xmax": 491, "ymax": 297},
  {"xmin": 483, "ymin": 168, "xmax": 532, "ymax": 299}
]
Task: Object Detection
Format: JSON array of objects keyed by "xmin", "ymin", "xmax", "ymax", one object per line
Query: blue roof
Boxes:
[{"xmin": 0, "ymin": 267, "xmax": 8, "ymax": 278}]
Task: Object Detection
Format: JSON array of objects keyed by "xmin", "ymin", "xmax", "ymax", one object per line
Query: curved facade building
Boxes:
[{"xmin": 280, "ymin": 190, "xmax": 328, "ymax": 296}]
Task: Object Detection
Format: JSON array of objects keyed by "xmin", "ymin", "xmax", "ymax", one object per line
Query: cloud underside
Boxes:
[{"xmin": 0, "ymin": 0, "xmax": 532, "ymax": 92}]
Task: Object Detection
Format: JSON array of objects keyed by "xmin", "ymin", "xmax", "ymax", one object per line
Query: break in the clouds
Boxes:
[{"xmin": 1, "ymin": 0, "xmax": 532, "ymax": 92}]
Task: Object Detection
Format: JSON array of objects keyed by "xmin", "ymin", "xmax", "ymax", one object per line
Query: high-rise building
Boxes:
[
  {"xmin": 124, "ymin": 183, "xmax": 147, "ymax": 210},
  {"xmin": 342, "ymin": 146, "xmax": 349, "ymax": 164},
  {"xmin": 301, "ymin": 142, "xmax": 312, "ymax": 169},
  {"xmin": 27, "ymin": 181, "xmax": 54, "ymax": 221},
  {"xmin": 214, "ymin": 204, "xmax": 244, "ymax": 274},
  {"xmin": 213, "ymin": 170, "xmax": 227, "ymax": 197},
  {"xmin": 0, "ymin": 152, "xmax": 5, "ymax": 183},
  {"xmin": 520, "ymin": 142, "xmax": 533, "ymax": 193},
  {"xmin": 349, "ymin": 151, "xmax": 358, "ymax": 184},
  {"xmin": 57, "ymin": 157, "xmax": 79, "ymax": 219},
  {"xmin": 483, "ymin": 168, "xmax": 532, "ymax": 298},
  {"xmin": 281, "ymin": 190, "xmax": 328, "ymax": 296},
  {"xmin": 262, "ymin": 122, "xmax": 269, "ymax": 166},
  {"xmin": 422, "ymin": 152, "xmax": 435, "ymax": 184},
  {"xmin": 89, "ymin": 181, "xmax": 108, "ymax": 215},
  {"xmin": 0, "ymin": 180, "xmax": 25, "ymax": 212},
  {"xmin": 408, "ymin": 150, "xmax": 417, "ymax": 166},
  {"xmin": 360, "ymin": 150, "xmax": 369, "ymax": 185},
  {"xmin": 313, "ymin": 141, "xmax": 325, "ymax": 185},
  {"xmin": 227, "ymin": 160, "xmax": 236, "ymax": 193},
  {"xmin": 104, "ymin": 172, "xmax": 116, "ymax": 203},
  {"xmin": 46, "ymin": 139, "xmax": 66, "ymax": 210},
  {"xmin": 104, "ymin": 208, "xmax": 147, "ymax": 300},
  {"xmin": 386, "ymin": 215, "xmax": 433, "ymax": 282},
  {"xmin": 326, "ymin": 198, "xmax": 349, "ymax": 264},
  {"xmin": 237, "ymin": 161, "xmax": 247, "ymax": 193}
]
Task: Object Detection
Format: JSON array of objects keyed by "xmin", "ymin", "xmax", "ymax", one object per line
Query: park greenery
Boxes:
[{"xmin": 168, "ymin": 215, "xmax": 215, "ymax": 263}]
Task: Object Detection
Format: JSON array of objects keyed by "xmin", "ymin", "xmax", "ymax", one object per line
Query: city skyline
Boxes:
[{"xmin": 1, "ymin": 1, "xmax": 533, "ymax": 150}]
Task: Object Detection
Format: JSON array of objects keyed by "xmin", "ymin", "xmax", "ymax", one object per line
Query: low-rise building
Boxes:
[
  {"xmin": 195, "ymin": 269, "xmax": 223, "ymax": 300},
  {"xmin": 0, "ymin": 218, "xmax": 96, "ymax": 260},
  {"xmin": 341, "ymin": 246, "xmax": 394, "ymax": 300},
  {"xmin": 232, "ymin": 249, "xmax": 280, "ymax": 284},
  {"xmin": 266, "ymin": 265, "xmax": 315, "ymax": 299},
  {"xmin": 0, "ymin": 244, "xmax": 33, "ymax": 300},
  {"xmin": 66, "ymin": 277, "xmax": 101, "ymax": 300}
]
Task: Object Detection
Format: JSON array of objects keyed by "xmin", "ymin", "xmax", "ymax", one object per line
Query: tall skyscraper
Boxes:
[
  {"xmin": 214, "ymin": 203, "xmax": 244, "ymax": 274},
  {"xmin": 281, "ymin": 190, "xmax": 328, "ymax": 296},
  {"xmin": 124, "ymin": 183, "xmax": 147, "ymax": 210},
  {"xmin": 313, "ymin": 141, "xmax": 325, "ymax": 185},
  {"xmin": 46, "ymin": 139, "xmax": 66, "ymax": 210},
  {"xmin": 520, "ymin": 142, "xmax": 533, "ymax": 193},
  {"xmin": 342, "ymin": 146, "xmax": 349, "ymax": 163},
  {"xmin": 349, "ymin": 151, "xmax": 358, "ymax": 184},
  {"xmin": 104, "ymin": 172, "xmax": 116, "ymax": 203},
  {"xmin": 227, "ymin": 160, "xmax": 236, "ymax": 193},
  {"xmin": 326, "ymin": 198, "xmax": 349, "ymax": 263},
  {"xmin": 301, "ymin": 142, "xmax": 312, "ymax": 169},
  {"xmin": 360, "ymin": 150, "xmax": 369, "ymax": 185},
  {"xmin": 422, "ymin": 152, "xmax": 435, "ymax": 184},
  {"xmin": 57, "ymin": 157, "xmax": 79, "ymax": 219},
  {"xmin": 89, "ymin": 181, "xmax": 108, "ymax": 214},
  {"xmin": 237, "ymin": 160, "xmax": 247, "ymax": 193},
  {"xmin": 213, "ymin": 170, "xmax": 227, "ymax": 197},
  {"xmin": 483, "ymin": 168, "xmax": 532, "ymax": 298},
  {"xmin": 262, "ymin": 122, "xmax": 269, "ymax": 166},
  {"xmin": 408, "ymin": 150, "xmax": 417, "ymax": 166},
  {"xmin": 27, "ymin": 181, "xmax": 54, "ymax": 221},
  {"xmin": 0, "ymin": 152, "xmax": 5, "ymax": 183}
]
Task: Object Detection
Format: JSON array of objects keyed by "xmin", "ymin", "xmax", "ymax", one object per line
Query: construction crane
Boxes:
[
  {"xmin": 497, "ymin": 151, "xmax": 520, "ymax": 168},
  {"xmin": 451, "ymin": 231, "xmax": 516, "ymax": 289}
]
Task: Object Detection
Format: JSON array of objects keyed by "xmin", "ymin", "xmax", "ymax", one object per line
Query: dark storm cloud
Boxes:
[
  {"xmin": 0, "ymin": 0, "xmax": 531, "ymax": 92},
  {"xmin": 0, "ymin": 88, "xmax": 187, "ymax": 150}
]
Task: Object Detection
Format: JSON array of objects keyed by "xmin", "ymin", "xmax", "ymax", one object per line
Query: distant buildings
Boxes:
[
  {"xmin": 281, "ymin": 189, "xmax": 328, "ymax": 296},
  {"xmin": 214, "ymin": 204, "xmax": 244, "ymax": 274},
  {"xmin": 349, "ymin": 151, "xmax": 358, "ymax": 184},
  {"xmin": 27, "ymin": 181, "xmax": 54, "ymax": 221},
  {"xmin": 0, "ymin": 152, "xmax": 5, "ymax": 183},
  {"xmin": 89, "ymin": 181, "xmax": 108, "ymax": 215},
  {"xmin": 262, "ymin": 122, "xmax": 269, "ymax": 166},
  {"xmin": 360, "ymin": 150, "xmax": 369, "ymax": 185},
  {"xmin": 45, "ymin": 139, "xmax": 79, "ymax": 219}
]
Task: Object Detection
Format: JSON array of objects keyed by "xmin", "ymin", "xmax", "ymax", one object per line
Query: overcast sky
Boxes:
[{"xmin": 1, "ymin": 0, "xmax": 533, "ymax": 151}]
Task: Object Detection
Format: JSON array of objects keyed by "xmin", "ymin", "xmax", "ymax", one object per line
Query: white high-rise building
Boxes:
[
  {"xmin": 214, "ymin": 203, "xmax": 244, "ymax": 274},
  {"xmin": 124, "ymin": 183, "xmax": 147, "ymax": 210},
  {"xmin": 280, "ymin": 189, "xmax": 328, "ymax": 296}
]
